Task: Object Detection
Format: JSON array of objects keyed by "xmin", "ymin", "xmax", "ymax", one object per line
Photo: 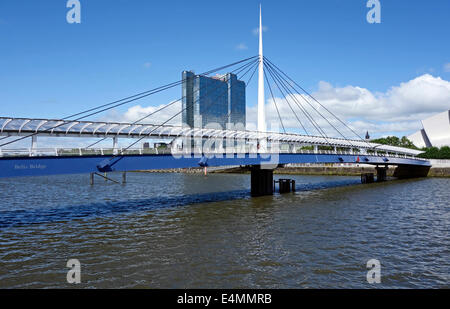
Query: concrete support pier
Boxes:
[
  {"xmin": 376, "ymin": 166, "xmax": 388, "ymax": 182},
  {"xmin": 251, "ymin": 165, "xmax": 274, "ymax": 197},
  {"xmin": 361, "ymin": 173, "xmax": 375, "ymax": 184}
]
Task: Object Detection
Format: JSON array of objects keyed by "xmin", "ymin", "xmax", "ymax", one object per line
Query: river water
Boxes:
[{"xmin": 0, "ymin": 172, "xmax": 448, "ymax": 288}]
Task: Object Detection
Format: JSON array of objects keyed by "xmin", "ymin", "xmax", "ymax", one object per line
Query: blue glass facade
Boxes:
[{"xmin": 182, "ymin": 71, "xmax": 246, "ymax": 130}]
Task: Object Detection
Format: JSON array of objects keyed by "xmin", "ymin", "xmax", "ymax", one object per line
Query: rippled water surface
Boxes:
[{"xmin": 0, "ymin": 172, "xmax": 448, "ymax": 288}]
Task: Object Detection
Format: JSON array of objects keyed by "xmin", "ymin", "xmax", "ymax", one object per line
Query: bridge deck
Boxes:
[{"xmin": 0, "ymin": 152, "xmax": 431, "ymax": 178}]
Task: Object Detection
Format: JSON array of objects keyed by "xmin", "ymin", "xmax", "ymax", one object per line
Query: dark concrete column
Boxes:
[
  {"xmin": 376, "ymin": 166, "xmax": 388, "ymax": 182},
  {"xmin": 361, "ymin": 173, "xmax": 375, "ymax": 184},
  {"xmin": 251, "ymin": 165, "xmax": 274, "ymax": 197}
]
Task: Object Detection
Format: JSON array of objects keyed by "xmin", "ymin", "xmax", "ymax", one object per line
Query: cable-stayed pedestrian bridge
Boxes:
[
  {"xmin": 0, "ymin": 115, "xmax": 430, "ymax": 183},
  {"xmin": 0, "ymin": 55, "xmax": 431, "ymax": 195}
]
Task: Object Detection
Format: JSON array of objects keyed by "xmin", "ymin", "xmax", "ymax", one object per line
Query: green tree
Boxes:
[
  {"xmin": 371, "ymin": 135, "xmax": 449, "ymax": 159},
  {"xmin": 440, "ymin": 146, "xmax": 450, "ymax": 159},
  {"xmin": 371, "ymin": 136, "xmax": 419, "ymax": 150}
]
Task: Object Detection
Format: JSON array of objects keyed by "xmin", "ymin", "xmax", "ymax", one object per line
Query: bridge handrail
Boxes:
[
  {"xmin": 0, "ymin": 146, "xmax": 429, "ymax": 161},
  {"xmin": 0, "ymin": 116, "xmax": 425, "ymax": 157}
]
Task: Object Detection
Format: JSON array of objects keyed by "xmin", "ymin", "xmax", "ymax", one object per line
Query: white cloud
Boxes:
[
  {"xmin": 15, "ymin": 74, "xmax": 450, "ymax": 149},
  {"xmin": 247, "ymin": 74, "xmax": 450, "ymax": 138},
  {"xmin": 102, "ymin": 74, "xmax": 450, "ymax": 140},
  {"xmin": 444, "ymin": 63, "xmax": 450, "ymax": 73},
  {"xmin": 235, "ymin": 43, "xmax": 248, "ymax": 50},
  {"xmin": 106, "ymin": 74, "xmax": 449, "ymax": 140},
  {"xmin": 102, "ymin": 100, "xmax": 182, "ymax": 126}
]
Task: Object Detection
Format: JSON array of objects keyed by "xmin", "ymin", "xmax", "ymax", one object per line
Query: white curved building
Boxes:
[{"xmin": 408, "ymin": 110, "xmax": 450, "ymax": 148}]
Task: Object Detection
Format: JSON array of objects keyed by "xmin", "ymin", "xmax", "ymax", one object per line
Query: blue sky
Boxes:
[{"xmin": 0, "ymin": 0, "xmax": 450, "ymax": 142}]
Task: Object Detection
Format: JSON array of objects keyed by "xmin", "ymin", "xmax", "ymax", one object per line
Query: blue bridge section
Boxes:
[{"xmin": 0, "ymin": 153, "xmax": 431, "ymax": 178}]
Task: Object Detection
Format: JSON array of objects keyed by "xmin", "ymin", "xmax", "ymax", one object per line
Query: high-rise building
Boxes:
[{"xmin": 182, "ymin": 71, "xmax": 246, "ymax": 130}]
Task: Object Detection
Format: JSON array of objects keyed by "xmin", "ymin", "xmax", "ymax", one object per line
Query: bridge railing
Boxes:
[
  {"xmin": 0, "ymin": 146, "xmax": 429, "ymax": 161},
  {"xmin": 0, "ymin": 147, "xmax": 169, "ymax": 157}
]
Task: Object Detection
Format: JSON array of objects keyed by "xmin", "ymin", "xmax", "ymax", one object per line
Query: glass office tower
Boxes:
[{"xmin": 182, "ymin": 71, "xmax": 246, "ymax": 131}]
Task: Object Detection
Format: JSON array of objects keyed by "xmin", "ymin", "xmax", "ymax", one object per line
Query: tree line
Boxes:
[{"xmin": 370, "ymin": 136, "xmax": 450, "ymax": 159}]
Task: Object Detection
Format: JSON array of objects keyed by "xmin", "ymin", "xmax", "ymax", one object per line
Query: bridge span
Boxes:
[
  {"xmin": 0, "ymin": 116, "xmax": 427, "ymax": 157},
  {"xmin": 0, "ymin": 117, "xmax": 431, "ymax": 194},
  {"xmin": 0, "ymin": 143, "xmax": 432, "ymax": 196},
  {"xmin": 0, "ymin": 53, "xmax": 432, "ymax": 195}
]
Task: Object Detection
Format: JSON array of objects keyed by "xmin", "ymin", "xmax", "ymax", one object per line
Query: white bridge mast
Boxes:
[{"xmin": 257, "ymin": 4, "xmax": 267, "ymax": 151}]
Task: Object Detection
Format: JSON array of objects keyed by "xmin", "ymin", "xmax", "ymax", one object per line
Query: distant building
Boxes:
[
  {"xmin": 182, "ymin": 71, "xmax": 246, "ymax": 130},
  {"xmin": 408, "ymin": 110, "xmax": 450, "ymax": 148},
  {"xmin": 365, "ymin": 131, "xmax": 370, "ymax": 140},
  {"xmin": 154, "ymin": 142, "xmax": 169, "ymax": 148}
]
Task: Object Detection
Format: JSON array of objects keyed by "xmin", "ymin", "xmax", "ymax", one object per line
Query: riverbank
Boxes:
[
  {"xmin": 137, "ymin": 168, "xmax": 203, "ymax": 174},
  {"xmin": 213, "ymin": 166, "xmax": 450, "ymax": 177},
  {"xmin": 137, "ymin": 166, "xmax": 450, "ymax": 177}
]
